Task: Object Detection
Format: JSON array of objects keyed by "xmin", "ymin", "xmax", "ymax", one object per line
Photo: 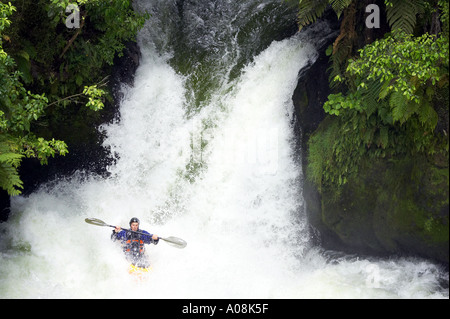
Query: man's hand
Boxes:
[
  {"xmin": 152, "ymin": 234, "xmax": 158, "ymax": 240},
  {"xmin": 114, "ymin": 226, "xmax": 122, "ymax": 233}
]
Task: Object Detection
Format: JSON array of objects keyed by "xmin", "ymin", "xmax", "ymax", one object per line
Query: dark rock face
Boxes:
[
  {"xmin": 0, "ymin": 190, "xmax": 10, "ymax": 222},
  {"xmin": 111, "ymin": 41, "xmax": 141, "ymax": 89},
  {"xmin": 292, "ymin": 35, "xmax": 449, "ymax": 265},
  {"xmin": 292, "ymin": 41, "xmax": 349, "ymax": 253},
  {"xmin": 317, "ymin": 154, "xmax": 449, "ymax": 264}
]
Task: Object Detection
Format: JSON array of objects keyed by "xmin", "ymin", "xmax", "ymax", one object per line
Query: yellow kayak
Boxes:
[{"xmin": 128, "ymin": 264, "xmax": 152, "ymax": 280}]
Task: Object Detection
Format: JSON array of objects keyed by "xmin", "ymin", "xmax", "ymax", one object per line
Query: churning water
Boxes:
[{"xmin": 0, "ymin": 0, "xmax": 448, "ymax": 298}]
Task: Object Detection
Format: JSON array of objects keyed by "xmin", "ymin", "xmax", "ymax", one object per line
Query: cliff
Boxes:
[{"xmin": 293, "ymin": 37, "xmax": 449, "ymax": 265}]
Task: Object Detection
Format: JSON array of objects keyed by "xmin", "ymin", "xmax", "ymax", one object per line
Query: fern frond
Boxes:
[
  {"xmin": 418, "ymin": 99, "xmax": 438, "ymax": 130},
  {"xmin": 378, "ymin": 125, "xmax": 389, "ymax": 149},
  {"xmin": 386, "ymin": 0, "xmax": 425, "ymax": 34},
  {"xmin": 0, "ymin": 163, "xmax": 23, "ymax": 195},
  {"xmin": 330, "ymin": 0, "xmax": 353, "ymax": 19},
  {"xmin": 361, "ymin": 78, "xmax": 385, "ymax": 117},
  {"xmin": 390, "ymin": 90, "xmax": 409, "ymax": 123},
  {"xmin": 328, "ymin": 1, "xmax": 357, "ymax": 86},
  {"xmin": 0, "ymin": 153, "xmax": 24, "ymax": 196},
  {"xmin": 0, "ymin": 152, "xmax": 23, "ymax": 167},
  {"xmin": 297, "ymin": 0, "xmax": 329, "ymax": 30},
  {"xmin": 0, "ymin": 137, "xmax": 24, "ymax": 195}
]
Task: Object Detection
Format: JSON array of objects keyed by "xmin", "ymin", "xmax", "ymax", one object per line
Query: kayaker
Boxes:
[{"xmin": 111, "ymin": 217, "xmax": 159, "ymax": 268}]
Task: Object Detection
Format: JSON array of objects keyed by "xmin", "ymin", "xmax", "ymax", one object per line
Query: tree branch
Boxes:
[
  {"xmin": 59, "ymin": 11, "xmax": 87, "ymax": 60},
  {"xmin": 46, "ymin": 92, "xmax": 85, "ymax": 108},
  {"xmin": 46, "ymin": 76, "xmax": 109, "ymax": 108}
]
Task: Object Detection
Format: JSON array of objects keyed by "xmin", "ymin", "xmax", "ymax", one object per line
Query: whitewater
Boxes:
[{"xmin": 0, "ymin": 0, "xmax": 448, "ymax": 299}]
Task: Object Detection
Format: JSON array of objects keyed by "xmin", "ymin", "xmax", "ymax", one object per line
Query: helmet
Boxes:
[{"xmin": 129, "ymin": 217, "xmax": 140, "ymax": 226}]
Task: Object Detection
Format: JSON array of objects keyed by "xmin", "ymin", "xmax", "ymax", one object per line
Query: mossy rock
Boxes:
[
  {"xmin": 318, "ymin": 155, "xmax": 449, "ymax": 264},
  {"xmin": 373, "ymin": 157, "xmax": 449, "ymax": 263}
]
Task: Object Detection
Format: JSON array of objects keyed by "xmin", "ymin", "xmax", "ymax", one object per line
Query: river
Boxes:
[{"xmin": 0, "ymin": 0, "xmax": 448, "ymax": 299}]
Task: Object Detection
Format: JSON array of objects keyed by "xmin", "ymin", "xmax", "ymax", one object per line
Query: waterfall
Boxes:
[{"xmin": 0, "ymin": 0, "xmax": 447, "ymax": 299}]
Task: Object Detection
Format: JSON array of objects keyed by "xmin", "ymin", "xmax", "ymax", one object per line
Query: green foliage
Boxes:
[
  {"xmin": 83, "ymin": 84, "xmax": 106, "ymax": 111},
  {"xmin": 385, "ymin": 0, "xmax": 425, "ymax": 35},
  {"xmin": 0, "ymin": 135, "xmax": 23, "ymax": 196},
  {"xmin": 347, "ymin": 31, "xmax": 448, "ymax": 129},
  {"xmin": 297, "ymin": 0, "xmax": 329, "ymax": 31},
  {"xmin": 297, "ymin": 0, "xmax": 354, "ymax": 31},
  {"xmin": 330, "ymin": 0, "xmax": 353, "ymax": 19},
  {"xmin": 307, "ymin": 118, "xmax": 342, "ymax": 191},
  {"xmin": 1, "ymin": 1, "xmax": 70, "ymax": 195},
  {"xmin": 297, "ymin": 0, "xmax": 437, "ymax": 89},
  {"xmin": 308, "ymin": 28, "xmax": 449, "ymax": 189},
  {"xmin": 0, "ymin": 0, "xmax": 148, "ymax": 195},
  {"xmin": 297, "ymin": 0, "xmax": 427, "ymax": 34},
  {"xmin": 0, "ymin": 1, "xmax": 14, "ymax": 31},
  {"xmin": 439, "ymin": 0, "xmax": 449, "ymax": 37}
]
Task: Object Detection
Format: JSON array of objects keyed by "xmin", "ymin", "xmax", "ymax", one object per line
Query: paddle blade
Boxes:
[
  {"xmin": 85, "ymin": 218, "xmax": 109, "ymax": 227},
  {"xmin": 160, "ymin": 236, "xmax": 187, "ymax": 249}
]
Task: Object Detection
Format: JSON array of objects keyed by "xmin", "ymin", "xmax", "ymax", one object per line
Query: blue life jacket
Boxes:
[{"xmin": 111, "ymin": 229, "xmax": 158, "ymax": 267}]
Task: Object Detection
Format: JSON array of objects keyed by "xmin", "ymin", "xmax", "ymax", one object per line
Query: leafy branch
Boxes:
[
  {"xmin": 46, "ymin": 77, "xmax": 109, "ymax": 111},
  {"xmin": 1, "ymin": 0, "xmax": 147, "ymax": 195},
  {"xmin": 308, "ymin": 26, "xmax": 449, "ymax": 190}
]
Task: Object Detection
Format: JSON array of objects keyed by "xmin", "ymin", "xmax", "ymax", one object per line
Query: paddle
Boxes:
[{"xmin": 85, "ymin": 217, "xmax": 187, "ymax": 249}]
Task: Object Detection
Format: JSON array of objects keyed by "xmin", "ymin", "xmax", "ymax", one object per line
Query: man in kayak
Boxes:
[{"xmin": 111, "ymin": 217, "xmax": 159, "ymax": 268}]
